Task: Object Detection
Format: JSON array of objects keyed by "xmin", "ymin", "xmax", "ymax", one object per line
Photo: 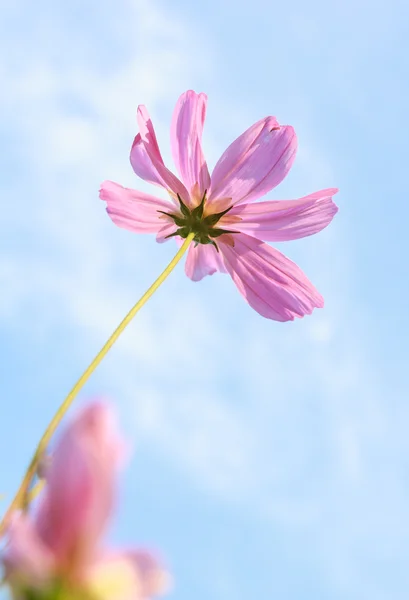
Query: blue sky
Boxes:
[{"xmin": 1, "ymin": 0, "xmax": 408, "ymax": 598}]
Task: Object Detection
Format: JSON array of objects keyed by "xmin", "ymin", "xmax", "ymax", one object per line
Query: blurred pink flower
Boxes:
[
  {"xmin": 2, "ymin": 402, "xmax": 168, "ymax": 600},
  {"xmin": 100, "ymin": 90, "xmax": 338, "ymax": 321}
]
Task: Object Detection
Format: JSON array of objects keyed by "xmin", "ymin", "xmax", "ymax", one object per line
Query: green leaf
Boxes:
[
  {"xmin": 191, "ymin": 191, "xmax": 207, "ymax": 220},
  {"xmin": 204, "ymin": 204, "xmax": 233, "ymax": 227},
  {"xmin": 157, "ymin": 211, "xmax": 186, "ymax": 227},
  {"xmin": 209, "ymin": 227, "xmax": 237, "ymax": 238},
  {"xmin": 165, "ymin": 226, "xmax": 190, "ymax": 239},
  {"xmin": 177, "ymin": 194, "xmax": 191, "ymax": 217}
]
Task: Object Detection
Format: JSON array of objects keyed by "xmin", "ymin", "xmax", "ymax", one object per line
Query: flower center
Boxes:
[{"xmin": 158, "ymin": 192, "xmax": 236, "ymax": 250}]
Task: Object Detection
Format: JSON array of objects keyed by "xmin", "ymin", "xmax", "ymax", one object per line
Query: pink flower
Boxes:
[
  {"xmin": 100, "ymin": 90, "xmax": 338, "ymax": 321},
  {"xmin": 2, "ymin": 402, "xmax": 169, "ymax": 600}
]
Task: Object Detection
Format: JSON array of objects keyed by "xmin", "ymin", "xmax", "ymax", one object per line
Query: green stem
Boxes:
[{"xmin": 0, "ymin": 233, "xmax": 194, "ymax": 535}]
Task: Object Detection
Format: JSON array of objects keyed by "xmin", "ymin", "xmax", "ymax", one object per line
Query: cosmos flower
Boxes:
[
  {"xmin": 100, "ymin": 90, "xmax": 338, "ymax": 321},
  {"xmin": 2, "ymin": 402, "xmax": 168, "ymax": 600}
]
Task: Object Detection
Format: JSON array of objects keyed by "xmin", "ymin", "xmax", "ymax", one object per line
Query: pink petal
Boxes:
[
  {"xmin": 3, "ymin": 513, "xmax": 55, "ymax": 588},
  {"xmin": 224, "ymin": 189, "xmax": 339, "ymax": 241},
  {"xmin": 219, "ymin": 233, "xmax": 324, "ymax": 321},
  {"xmin": 210, "ymin": 117, "xmax": 277, "ymax": 194},
  {"xmin": 87, "ymin": 550, "xmax": 169, "ymax": 600},
  {"xmin": 208, "ymin": 118, "xmax": 297, "ymax": 207},
  {"xmin": 100, "ymin": 180, "xmax": 177, "ymax": 234},
  {"xmin": 130, "ymin": 106, "xmax": 190, "ymax": 204},
  {"xmin": 170, "ymin": 90, "xmax": 210, "ymax": 197},
  {"xmin": 127, "ymin": 550, "xmax": 170, "ymax": 598},
  {"xmin": 130, "ymin": 134, "xmax": 164, "ymax": 187},
  {"xmin": 156, "ymin": 221, "xmax": 178, "ymax": 243},
  {"xmin": 35, "ymin": 402, "xmax": 123, "ymax": 574},
  {"xmin": 185, "ymin": 243, "xmax": 227, "ymax": 281}
]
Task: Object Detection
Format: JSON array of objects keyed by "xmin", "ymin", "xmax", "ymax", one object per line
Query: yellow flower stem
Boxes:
[{"xmin": 0, "ymin": 233, "xmax": 195, "ymax": 535}]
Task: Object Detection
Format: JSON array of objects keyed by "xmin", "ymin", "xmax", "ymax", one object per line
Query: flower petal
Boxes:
[
  {"xmin": 170, "ymin": 90, "xmax": 210, "ymax": 197},
  {"xmin": 223, "ymin": 189, "xmax": 339, "ymax": 241},
  {"xmin": 87, "ymin": 550, "xmax": 169, "ymax": 600},
  {"xmin": 156, "ymin": 222, "xmax": 178, "ymax": 243},
  {"xmin": 100, "ymin": 181, "xmax": 177, "ymax": 234},
  {"xmin": 185, "ymin": 243, "xmax": 227, "ymax": 281},
  {"xmin": 130, "ymin": 106, "xmax": 190, "ymax": 203},
  {"xmin": 130, "ymin": 134, "xmax": 164, "ymax": 187},
  {"xmin": 36, "ymin": 402, "xmax": 123, "ymax": 573},
  {"xmin": 127, "ymin": 550, "xmax": 170, "ymax": 598},
  {"xmin": 219, "ymin": 233, "xmax": 323, "ymax": 321},
  {"xmin": 2, "ymin": 513, "xmax": 55, "ymax": 588},
  {"xmin": 208, "ymin": 118, "xmax": 297, "ymax": 207}
]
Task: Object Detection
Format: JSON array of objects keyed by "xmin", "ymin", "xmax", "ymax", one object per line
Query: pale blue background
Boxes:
[{"xmin": 1, "ymin": 0, "xmax": 408, "ymax": 598}]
